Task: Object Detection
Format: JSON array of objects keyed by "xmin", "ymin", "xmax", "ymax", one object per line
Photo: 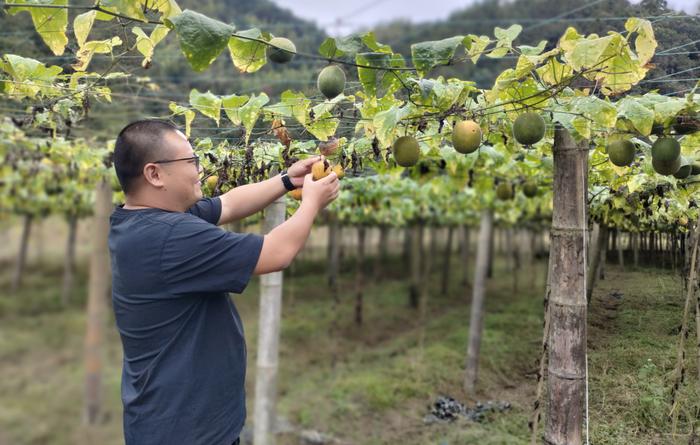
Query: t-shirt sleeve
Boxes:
[
  {"xmin": 160, "ymin": 215, "xmax": 264, "ymax": 294},
  {"xmin": 186, "ymin": 197, "xmax": 222, "ymax": 225}
]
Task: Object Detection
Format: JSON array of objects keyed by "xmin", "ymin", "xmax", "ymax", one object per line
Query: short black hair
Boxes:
[{"xmin": 114, "ymin": 119, "xmax": 179, "ymax": 194}]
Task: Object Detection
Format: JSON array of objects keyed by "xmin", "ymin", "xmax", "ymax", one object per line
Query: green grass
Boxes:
[{"xmin": 0, "ymin": 245, "xmax": 696, "ymax": 445}]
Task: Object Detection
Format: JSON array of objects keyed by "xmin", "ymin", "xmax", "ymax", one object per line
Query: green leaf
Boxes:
[
  {"xmin": 571, "ymin": 96, "xmax": 617, "ymax": 128},
  {"xmin": 517, "ymin": 40, "xmax": 547, "ymax": 56},
  {"xmin": 165, "ymin": 10, "xmax": 235, "ymax": 72},
  {"xmin": 651, "ymin": 96, "xmax": 686, "ymax": 124},
  {"xmin": 222, "ymin": 93, "xmax": 250, "ymax": 125},
  {"xmin": 266, "ymin": 90, "xmax": 311, "ymax": 125},
  {"xmin": 305, "ymin": 115, "xmax": 338, "ymax": 141},
  {"xmin": 361, "ymin": 32, "xmax": 393, "ymax": 53},
  {"xmin": 411, "ymin": 78, "xmax": 467, "ymax": 109},
  {"xmin": 228, "ymin": 28, "xmax": 270, "ymax": 73},
  {"xmin": 572, "ymin": 116, "xmax": 591, "ymax": 140},
  {"xmin": 7, "ymin": 0, "xmax": 68, "ymax": 56},
  {"xmin": 487, "ymin": 74, "xmax": 543, "ymax": 112},
  {"xmin": 373, "ymin": 105, "xmax": 409, "ymax": 147},
  {"xmin": 318, "ymin": 34, "xmax": 366, "ymax": 58},
  {"xmin": 72, "ymin": 37, "xmax": 122, "ymax": 72},
  {"xmin": 189, "ymin": 89, "xmax": 222, "ymax": 125},
  {"xmin": 494, "ymin": 24, "xmax": 522, "ymax": 48},
  {"xmin": 312, "ymin": 93, "xmax": 346, "ymax": 117},
  {"xmin": 73, "ymin": 10, "xmax": 96, "ymax": 48},
  {"xmin": 169, "ymin": 102, "xmax": 195, "ymax": 137},
  {"xmin": 410, "ymin": 36, "xmax": 463, "ymax": 77},
  {"xmin": 239, "ymin": 94, "xmax": 270, "ymax": 143},
  {"xmin": 305, "ymin": 95, "xmax": 345, "ymax": 140},
  {"xmin": 356, "ymin": 52, "xmax": 398, "ymax": 97},
  {"xmin": 318, "ymin": 38, "xmax": 342, "ymax": 59},
  {"xmin": 486, "ymin": 46, "xmax": 509, "ymax": 59},
  {"xmin": 616, "ymin": 97, "xmax": 654, "ymax": 135},
  {"xmin": 1, "ymin": 54, "xmax": 63, "ymax": 99}
]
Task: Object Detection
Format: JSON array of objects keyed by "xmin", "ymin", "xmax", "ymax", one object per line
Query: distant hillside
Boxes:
[{"xmin": 373, "ymin": 0, "xmax": 700, "ymax": 94}]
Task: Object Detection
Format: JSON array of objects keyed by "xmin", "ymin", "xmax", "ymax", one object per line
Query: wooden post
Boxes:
[
  {"xmin": 62, "ymin": 215, "xmax": 79, "ymax": 306},
  {"xmin": 441, "ymin": 226, "xmax": 454, "ymax": 296},
  {"xmin": 408, "ymin": 225, "xmax": 421, "ymax": 308},
  {"xmin": 464, "ymin": 209, "xmax": 494, "ymax": 395},
  {"xmin": 84, "ymin": 180, "xmax": 112, "ymax": 425},
  {"xmin": 586, "ymin": 222, "xmax": 606, "ymax": 304},
  {"xmin": 544, "ymin": 127, "xmax": 588, "ymax": 445},
  {"xmin": 11, "ymin": 214, "xmax": 32, "ymax": 293},
  {"xmin": 354, "ymin": 226, "xmax": 366, "ymax": 325},
  {"xmin": 253, "ymin": 195, "xmax": 286, "ymax": 445},
  {"xmin": 460, "ymin": 225, "xmax": 471, "ymax": 290},
  {"xmin": 375, "ymin": 225, "xmax": 389, "ymax": 281}
]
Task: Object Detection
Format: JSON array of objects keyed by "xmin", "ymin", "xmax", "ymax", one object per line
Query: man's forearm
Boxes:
[
  {"xmin": 253, "ymin": 201, "xmax": 319, "ymax": 274},
  {"xmin": 268, "ymin": 201, "xmax": 317, "ymax": 261},
  {"xmin": 218, "ymin": 175, "xmax": 286, "ymax": 224}
]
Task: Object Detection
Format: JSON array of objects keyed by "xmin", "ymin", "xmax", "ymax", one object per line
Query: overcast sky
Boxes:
[{"xmin": 269, "ymin": 0, "xmax": 698, "ymax": 35}]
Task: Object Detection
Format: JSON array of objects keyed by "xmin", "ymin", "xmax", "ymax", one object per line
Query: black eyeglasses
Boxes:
[{"xmin": 153, "ymin": 154, "xmax": 200, "ymax": 171}]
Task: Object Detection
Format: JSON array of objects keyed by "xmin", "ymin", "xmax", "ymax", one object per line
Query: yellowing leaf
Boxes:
[
  {"xmin": 486, "ymin": 46, "xmax": 509, "ymax": 59},
  {"xmin": 133, "ymin": 25, "xmax": 169, "ymax": 68},
  {"xmin": 169, "ymin": 102, "xmax": 195, "ymax": 137},
  {"xmin": 7, "ymin": 0, "xmax": 68, "ymax": 56},
  {"xmin": 152, "ymin": 0, "xmax": 181, "ymax": 19},
  {"xmin": 465, "ymin": 34, "xmax": 490, "ymax": 64},
  {"xmin": 558, "ymin": 27, "xmax": 582, "ymax": 54},
  {"xmin": 100, "ymin": 0, "xmax": 146, "ymax": 22},
  {"xmin": 72, "ymin": 37, "xmax": 122, "ymax": 72},
  {"xmin": 536, "ymin": 57, "xmax": 573, "ymax": 85},
  {"xmin": 625, "ymin": 18, "xmax": 657, "ymax": 66},
  {"xmin": 74, "ymin": 10, "xmax": 96, "ymax": 48}
]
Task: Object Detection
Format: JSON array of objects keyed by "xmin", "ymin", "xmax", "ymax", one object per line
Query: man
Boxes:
[{"xmin": 108, "ymin": 119, "xmax": 339, "ymax": 445}]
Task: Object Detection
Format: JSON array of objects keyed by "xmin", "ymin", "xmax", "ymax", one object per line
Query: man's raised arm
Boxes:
[
  {"xmin": 253, "ymin": 172, "xmax": 339, "ymax": 274},
  {"xmin": 217, "ymin": 157, "xmax": 319, "ymax": 225}
]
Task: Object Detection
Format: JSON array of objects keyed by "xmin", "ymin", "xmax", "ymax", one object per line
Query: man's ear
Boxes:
[{"xmin": 143, "ymin": 163, "xmax": 165, "ymax": 188}]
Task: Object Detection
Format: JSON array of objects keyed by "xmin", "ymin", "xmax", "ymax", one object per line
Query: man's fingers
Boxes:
[
  {"xmin": 322, "ymin": 172, "xmax": 338, "ymax": 183},
  {"xmin": 304, "ymin": 156, "xmax": 321, "ymax": 167}
]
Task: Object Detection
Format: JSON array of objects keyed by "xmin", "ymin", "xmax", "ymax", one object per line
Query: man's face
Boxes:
[{"xmin": 157, "ymin": 130, "xmax": 203, "ymax": 208}]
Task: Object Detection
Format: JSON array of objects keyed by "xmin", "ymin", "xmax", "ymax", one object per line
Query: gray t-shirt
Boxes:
[{"xmin": 108, "ymin": 197, "xmax": 263, "ymax": 445}]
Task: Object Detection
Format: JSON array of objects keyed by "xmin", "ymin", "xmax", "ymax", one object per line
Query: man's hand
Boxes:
[
  {"xmin": 301, "ymin": 171, "xmax": 339, "ymax": 211},
  {"xmin": 287, "ymin": 156, "xmax": 322, "ymax": 187}
]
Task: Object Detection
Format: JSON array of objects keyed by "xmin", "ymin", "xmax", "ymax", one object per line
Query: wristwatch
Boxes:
[{"xmin": 279, "ymin": 169, "xmax": 296, "ymax": 191}]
